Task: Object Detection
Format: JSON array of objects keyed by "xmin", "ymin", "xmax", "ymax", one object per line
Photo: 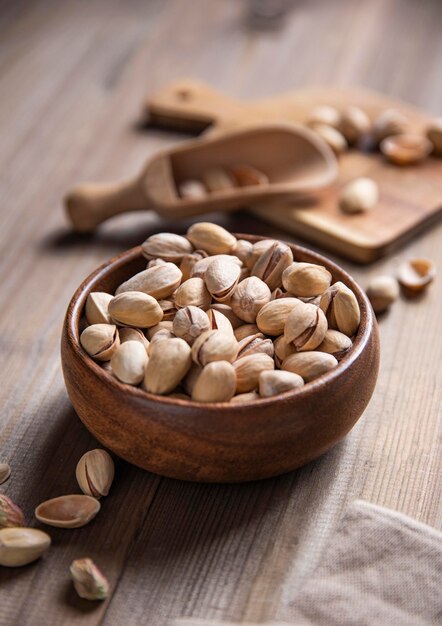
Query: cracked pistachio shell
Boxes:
[
  {"xmin": 284, "ymin": 301, "xmax": 328, "ymax": 351},
  {"xmin": 144, "ymin": 338, "xmax": 192, "ymax": 395},
  {"xmin": 366, "ymin": 275, "xmax": 399, "ymax": 313},
  {"xmin": 141, "ymin": 232, "xmax": 193, "ymax": 262},
  {"xmin": 111, "ymin": 341, "xmax": 148, "ymax": 385},
  {"xmin": 174, "ymin": 277, "xmax": 212, "ymax": 310},
  {"xmin": 245, "ymin": 239, "xmax": 276, "ymax": 270},
  {"xmin": 234, "ymin": 323, "xmax": 260, "ymax": 341},
  {"xmin": 233, "ymin": 354, "xmax": 274, "ymax": 393},
  {"xmin": 259, "ymin": 370, "xmax": 304, "ymax": 398},
  {"xmin": 35, "ymin": 495, "xmax": 100, "ymax": 529},
  {"xmin": 317, "ymin": 329, "xmax": 353, "ymax": 359},
  {"xmin": 116, "ymin": 263, "xmax": 182, "ymax": 300},
  {"xmin": 71, "ymin": 557, "xmax": 109, "ymax": 600},
  {"xmin": 237, "ymin": 333, "xmax": 274, "ymax": 359},
  {"xmin": 256, "ymin": 298, "xmax": 300, "ymax": 336},
  {"xmin": 0, "ymin": 495, "xmax": 25, "ymax": 529},
  {"xmin": 192, "ymin": 330, "xmax": 238, "ymax": 366},
  {"xmin": 118, "ymin": 327, "xmax": 149, "ymax": 351},
  {"xmin": 0, "ymin": 527, "xmax": 51, "ymax": 567},
  {"xmin": 210, "ymin": 304, "xmax": 243, "ymax": 329},
  {"xmin": 251, "ymin": 241, "xmax": 293, "ymax": 291},
  {"xmin": 179, "ymin": 249, "xmax": 208, "ymax": 281},
  {"xmin": 109, "ymin": 291, "xmax": 163, "ymax": 328},
  {"xmin": 397, "ymin": 258, "xmax": 435, "ymax": 293},
  {"xmin": 173, "ymin": 306, "xmax": 210, "ymax": 345},
  {"xmin": 230, "ymin": 276, "xmax": 271, "ymax": 323},
  {"xmin": 0, "ymin": 463, "xmax": 11, "ymax": 485},
  {"xmin": 76, "ymin": 449, "xmax": 115, "ymax": 498},
  {"xmin": 85, "ymin": 292, "xmax": 113, "ymax": 325},
  {"xmin": 158, "ymin": 299, "xmax": 178, "ymax": 321},
  {"xmin": 282, "ymin": 351, "xmax": 338, "ymax": 382},
  {"xmin": 282, "ymin": 262, "xmax": 332, "ymax": 298},
  {"xmin": 187, "ymin": 222, "xmax": 236, "ymax": 255},
  {"xmin": 204, "ymin": 257, "xmax": 241, "ymax": 302},
  {"xmin": 192, "ymin": 361, "xmax": 236, "ymax": 403},
  {"xmin": 319, "ymin": 282, "xmax": 360, "ymax": 337},
  {"xmin": 80, "ymin": 324, "xmax": 120, "ymax": 362},
  {"xmin": 206, "ymin": 308, "xmax": 234, "ymax": 336},
  {"xmin": 273, "ymin": 335, "xmax": 296, "ymax": 368}
]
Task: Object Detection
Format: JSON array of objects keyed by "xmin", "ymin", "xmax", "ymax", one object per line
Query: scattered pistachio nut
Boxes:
[
  {"xmin": 85, "ymin": 292, "xmax": 113, "ymax": 325},
  {"xmin": 144, "ymin": 338, "xmax": 192, "ymax": 395},
  {"xmin": 397, "ymin": 258, "xmax": 435, "ymax": 294},
  {"xmin": 173, "ymin": 306, "xmax": 211, "ymax": 345},
  {"xmin": 230, "ymin": 276, "xmax": 271, "ymax": 323},
  {"xmin": 0, "ymin": 463, "xmax": 11, "ymax": 485},
  {"xmin": 282, "ymin": 262, "xmax": 332, "ymax": 297},
  {"xmin": 311, "ymin": 124, "xmax": 348, "ymax": 155},
  {"xmin": 366, "ymin": 275, "xmax": 400, "ymax": 313},
  {"xmin": 372, "ymin": 108, "xmax": 409, "ymax": 143},
  {"xmin": 109, "ymin": 292, "xmax": 163, "ymax": 328},
  {"xmin": 204, "ymin": 256, "xmax": 241, "ymax": 302},
  {"xmin": 174, "ymin": 277, "xmax": 212, "ymax": 309},
  {"xmin": 70, "ymin": 558, "xmax": 110, "ymax": 600},
  {"xmin": 252, "ymin": 241, "xmax": 293, "ymax": 291},
  {"xmin": 237, "ymin": 333, "xmax": 274, "ymax": 359},
  {"xmin": 380, "ymin": 134, "xmax": 432, "ymax": 165},
  {"xmin": 245, "ymin": 239, "xmax": 276, "ymax": 270},
  {"xmin": 282, "ymin": 352, "xmax": 338, "ymax": 382},
  {"xmin": 80, "ymin": 324, "xmax": 120, "ymax": 362},
  {"xmin": 192, "ymin": 330, "xmax": 238, "ymax": 366},
  {"xmin": 256, "ymin": 298, "xmax": 300, "ymax": 336},
  {"xmin": 116, "ymin": 263, "xmax": 182, "ymax": 300},
  {"xmin": 118, "ymin": 327, "xmax": 149, "ymax": 351},
  {"xmin": 284, "ymin": 301, "xmax": 328, "ymax": 351},
  {"xmin": 191, "ymin": 254, "xmax": 241, "ymax": 280},
  {"xmin": 76, "ymin": 449, "xmax": 115, "ymax": 498},
  {"xmin": 317, "ymin": 329, "xmax": 353, "ymax": 359},
  {"xmin": 319, "ymin": 281, "xmax": 361, "ymax": 337},
  {"xmin": 259, "ymin": 370, "xmax": 304, "ymax": 398},
  {"xmin": 191, "ymin": 361, "xmax": 236, "ymax": 403},
  {"xmin": 35, "ymin": 495, "xmax": 100, "ymax": 529},
  {"xmin": 187, "ymin": 222, "xmax": 236, "ymax": 255},
  {"xmin": 339, "ymin": 106, "xmax": 371, "ymax": 144},
  {"xmin": 141, "ymin": 233, "xmax": 193, "ymax": 262},
  {"xmin": 306, "ymin": 105, "xmax": 341, "ymax": 129},
  {"xmin": 426, "ymin": 118, "xmax": 442, "ymax": 156},
  {"xmin": 111, "ymin": 341, "xmax": 148, "ymax": 385},
  {"xmin": 0, "ymin": 527, "xmax": 51, "ymax": 567},
  {"xmin": 0, "ymin": 495, "xmax": 25, "ymax": 529},
  {"xmin": 339, "ymin": 177, "xmax": 379, "ymax": 214}
]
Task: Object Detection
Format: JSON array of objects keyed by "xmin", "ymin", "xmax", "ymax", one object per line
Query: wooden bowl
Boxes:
[{"xmin": 61, "ymin": 235, "xmax": 380, "ymax": 483}]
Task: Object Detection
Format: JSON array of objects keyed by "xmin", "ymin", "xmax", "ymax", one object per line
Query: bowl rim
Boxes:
[{"xmin": 64, "ymin": 233, "xmax": 375, "ymax": 411}]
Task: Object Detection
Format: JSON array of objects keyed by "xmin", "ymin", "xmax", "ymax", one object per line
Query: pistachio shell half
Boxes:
[{"xmin": 35, "ymin": 495, "xmax": 101, "ymax": 528}]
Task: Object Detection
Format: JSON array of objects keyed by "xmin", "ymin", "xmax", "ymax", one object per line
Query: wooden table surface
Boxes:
[{"xmin": 1, "ymin": 1, "xmax": 441, "ymax": 625}]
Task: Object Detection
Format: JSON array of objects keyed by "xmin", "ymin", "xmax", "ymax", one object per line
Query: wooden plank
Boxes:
[{"xmin": 0, "ymin": 0, "xmax": 441, "ymax": 625}]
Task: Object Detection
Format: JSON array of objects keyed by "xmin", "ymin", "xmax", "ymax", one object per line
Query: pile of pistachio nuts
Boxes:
[{"xmin": 80, "ymin": 223, "xmax": 361, "ymax": 403}]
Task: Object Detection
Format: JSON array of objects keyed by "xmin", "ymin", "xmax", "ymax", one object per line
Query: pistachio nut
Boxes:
[
  {"xmin": 0, "ymin": 495, "xmax": 25, "ymax": 529},
  {"xmin": 192, "ymin": 330, "xmax": 238, "ymax": 366},
  {"xmin": 259, "ymin": 370, "xmax": 304, "ymax": 398},
  {"xmin": 179, "ymin": 179, "xmax": 207, "ymax": 199},
  {"xmin": 115, "ymin": 263, "xmax": 182, "ymax": 300},
  {"xmin": 339, "ymin": 106, "xmax": 371, "ymax": 144},
  {"xmin": 230, "ymin": 164, "xmax": 269, "ymax": 187},
  {"xmin": 70, "ymin": 558, "xmax": 109, "ymax": 600},
  {"xmin": 273, "ymin": 334, "xmax": 296, "ymax": 368},
  {"xmin": 191, "ymin": 254, "xmax": 241, "ymax": 279},
  {"xmin": 182, "ymin": 363, "xmax": 203, "ymax": 395},
  {"xmin": 109, "ymin": 291, "xmax": 163, "ymax": 328},
  {"xmin": 256, "ymin": 298, "xmax": 300, "ymax": 336},
  {"xmin": 147, "ymin": 329, "xmax": 175, "ymax": 355},
  {"xmin": 118, "ymin": 326, "xmax": 150, "ymax": 351},
  {"xmin": 141, "ymin": 232, "xmax": 193, "ymax": 262},
  {"xmin": 192, "ymin": 361, "xmax": 236, "ymax": 403},
  {"xmin": 284, "ymin": 301, "xmax": 328, "ymax": 351},
  {"xmin": 158, "ymin": 299, "xmax": 178, "ymax": 321},
  {"xmin": 230, "ymin": 239, "xmax": 253, "ymax": 263},
  {"xmin": 319, "ymin": 281, "xmax": 360, "ymax": 337},
  {"xmin": 282, "ymin": 351, "xmax": 338, "ymax": 382},
  {"xmin": 0, "ymin": 463, "xmax": 11, "ymax": 485},
  {"xmin": 201, "ymin": 167, "xmax": 236, "ymax": 193},
  {"xmin": 146, "ymin": 258, "xmax": 168, "ymax": 268},
  {"xmin": 366, "ymin": 275, "xmax": 399, "ymax": 313},
  {"xmin": 311, "ymin": 124, "xmax": 347, "ymax": 154},
  {"xmin": 180, "ymin": 249, "xmax": 208, "ymax": 282},
  {"xmin": 35, "ymin": 495, "xmax": 101, "ymax": 529},
  {"xmin": 233, "ymin": 353, "xmax": 274, "ymax": 393},
  {"xmin": 251, "ymin": 241, "xmax": 293, "ymax": 291},
  {"xmin": 230, "ymin": 276, "xmax": 271, "ymax": 323},
  {"xmin": 206, "ymin": 308, "xmax": 235, "ymax": 336},
  {"xmin": 144, "ymin": 338, "xmax": 192, "ymax": 395},
  {"xmin": 317, "ymin": 329, "xmax": 353, "ymax": 359},
  {"xmin": 282, "ymin": 262, "xmax": 332, "ymax": 297},
  {"xmin": 204, "ymin": 256, "xmax": 241, "ymax": 303},
  {"xmin": 80, "ymin": 324, "xmax": 120, "ymax": 362},
  {"xmin": 237, "ymin": 333, "xmax": 274, "ymax": 359},
  {"xmin": 210, "ymin": 303, "xmax": 243, "ymax": 329},
  {"xmin": 187, "ymin": 222, "xmax": 236, "ymax": 255},
  {"xmin": 380, "ymin": 134, "xmax": 432, "ymax": 166},
  {"xmin": 0, "ymin": 527, "xmax": 51, "ymax": 567},
  {"xmin": 397, "ymin": 258, "xmax": 435, "ymax": 294},
  {"xmin": 173, "ymin": 306, "xmax": 210, "ymax": 345},
  {"xmin": 426, "ymin": 118, "xmax": 442, "ymax": 156},
  {"xmin": 85, "ymin": 292, "xmax": 113, "ymax": 325},
  {"xmin": 373, "ymin": 108, "xmax": 408, "ymax": 143},
  {"xmin": 146, "ymin": 320, "xmax": 174, "ymax": 339},
  {"xmin": 76, "ymin": 449, "xmax": 115, "ymax": 498},
  {"xmin": 245, "ymin": 239, "xmax": 276, "ymax": 270},
  {"xmin": 174, "ymin": 277, "xmax": 212, "ymax": 310},
  {"xmin": 306, "ymin": 105, "xmax": 341, "ymax": 129},
  {"xmin": 111, "ymin": 341, "xmax": 148, "ymax": 385},
  {"xmin": 233, "ymin": 323, "xmax": 260, "ymax": 341},
  {"xmin": 229, "ymin": 391, "xmax": 260, "ymax": 404}
]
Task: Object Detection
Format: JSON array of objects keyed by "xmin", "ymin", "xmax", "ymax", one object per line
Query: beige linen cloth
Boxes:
[{"xmin": 171, "ymin": 500, "xmax": 442, "ymax": 626}]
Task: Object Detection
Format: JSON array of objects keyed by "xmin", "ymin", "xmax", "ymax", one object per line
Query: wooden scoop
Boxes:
[{"xmin": 66, "ymin": 123, "xmax": 337, "ymax": 232}]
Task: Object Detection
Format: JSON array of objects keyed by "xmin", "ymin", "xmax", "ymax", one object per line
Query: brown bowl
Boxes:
[{"xmin": 61, "ymin": 234, "xmax": 379, "ymax": 483}]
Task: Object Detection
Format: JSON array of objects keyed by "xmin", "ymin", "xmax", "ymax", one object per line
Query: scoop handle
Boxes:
[{"xmin": 65, "ymin": 177, "xmax": 149, "ymax": 232}]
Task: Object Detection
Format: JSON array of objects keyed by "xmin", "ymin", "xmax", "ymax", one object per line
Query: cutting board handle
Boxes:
[
  {"xmin": 146, "ymin": 78, "xmax": 243, "ymax": 131},
  {"xmin": 65, "ymin": 177, "xmax": 148, "ymax": 233}
]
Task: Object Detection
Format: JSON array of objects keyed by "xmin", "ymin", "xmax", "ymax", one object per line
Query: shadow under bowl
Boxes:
[{"xmin": 61, "ymin": 234, "xmax": 379, "ymax": 483}]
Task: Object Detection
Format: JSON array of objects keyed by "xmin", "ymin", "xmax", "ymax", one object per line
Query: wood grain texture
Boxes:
[{"xmin": 0, "ymin": 0, "xmax": 441, "ymax": 625}]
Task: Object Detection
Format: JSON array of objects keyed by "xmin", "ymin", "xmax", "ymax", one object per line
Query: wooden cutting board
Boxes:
[{"xmin": 145, "ymin": 79, "xmax": 442, "ymax": 263}]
